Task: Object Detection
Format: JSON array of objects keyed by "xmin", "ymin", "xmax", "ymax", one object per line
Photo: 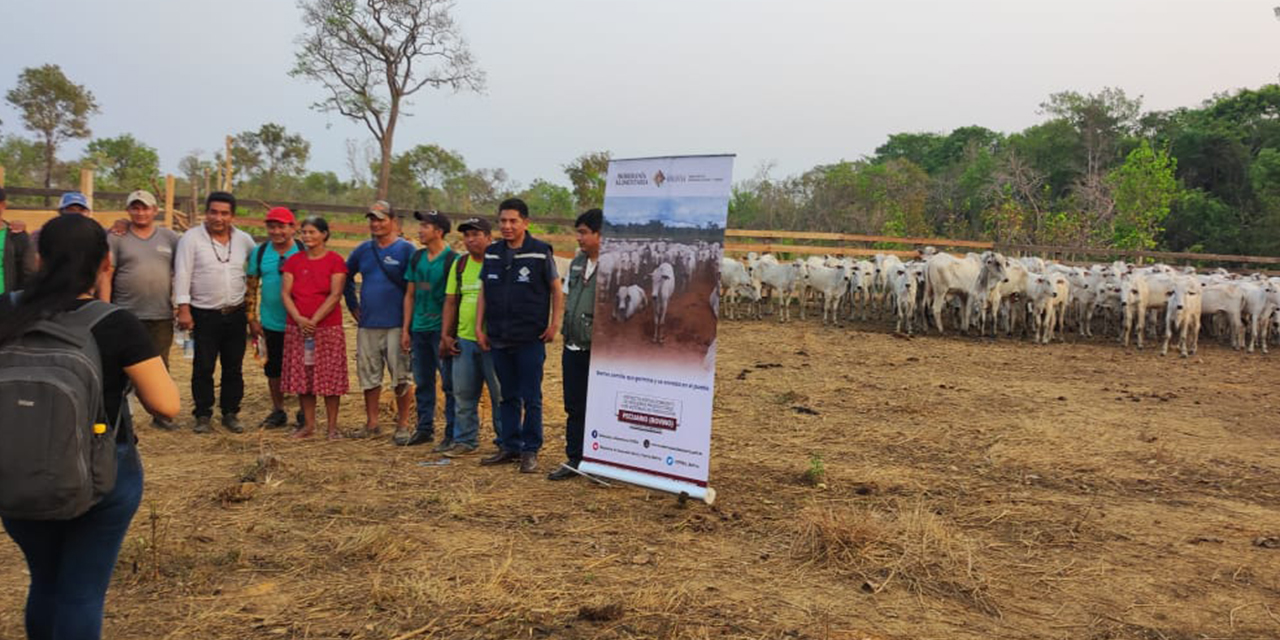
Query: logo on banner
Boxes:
[
  {"xmin": 517, "ymin": 266, "xmax": 531, "ymax": 283},
  {"xmin": 653, "ymin": 170, "xmax": 666, "ymax": 187}
]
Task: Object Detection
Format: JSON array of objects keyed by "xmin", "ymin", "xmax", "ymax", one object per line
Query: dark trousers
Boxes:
[
  {"xmin": 3, "ymin": 443, "xmax": 143, "ymax": 640},
  {"xmin": 411, "ymin": 330, "xmax": 455, "ymax": 439},
  {"xmin": 562, "ymin": 347, "xmax": 590, "ymax": 465},
  {"xmin": 491, "ymin": 341, "xmax": 546, "ymax": 454},
  {"xmin": 191, "ymin": 306, "xmax": 247, "ymax": 418}
]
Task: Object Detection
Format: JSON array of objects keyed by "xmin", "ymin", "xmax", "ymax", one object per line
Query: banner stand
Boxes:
[{"xmin": 579, "ymin": 461, "xmax": 717, "ymax": 505}]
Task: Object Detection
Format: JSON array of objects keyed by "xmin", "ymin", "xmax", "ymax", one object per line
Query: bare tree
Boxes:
[{"xmin": 292, "ymin": 0, "xmax": 485, "ymax": 201}]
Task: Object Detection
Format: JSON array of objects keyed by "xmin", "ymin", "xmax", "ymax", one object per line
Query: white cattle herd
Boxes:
[{"xmin": 717, "ymin": 249, "xmax": 1280, "ymax": 358}]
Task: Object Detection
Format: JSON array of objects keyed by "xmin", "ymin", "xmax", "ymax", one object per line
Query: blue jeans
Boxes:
[
  {"xmin": 411, "ymin": 330, "xmax": 455, "ymax": 440},
  {"xmin": 491, "ymin": 341, "xmax": 546, "ymax": 454},
  {"xmin": 3, "ymin": 443, "xmax": 144, "ymax": 640},
  {"xmin": 452, "ymin": 338, "xmax": 502, "ymax": 448}
]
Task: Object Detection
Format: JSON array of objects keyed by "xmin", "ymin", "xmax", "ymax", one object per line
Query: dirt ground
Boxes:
[{"xmin": 3, "ymin": 314, "xmax": 1280, "ymax": 640}]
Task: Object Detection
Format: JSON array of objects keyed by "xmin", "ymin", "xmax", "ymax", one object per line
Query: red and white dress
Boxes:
[{"xmin": 280, "ymin": 250, "xmax": 350, "ymax": 397}]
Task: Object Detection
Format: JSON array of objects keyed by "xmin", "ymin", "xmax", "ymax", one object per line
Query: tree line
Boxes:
[{"xmin": 729, "ymin": 85, "xmax": 1280, "ymax": 256}]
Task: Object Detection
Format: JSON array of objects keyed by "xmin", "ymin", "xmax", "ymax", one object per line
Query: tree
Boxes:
[
  {"xmin": 83, "ymin": 134, "xmax": 160, "ymax": 191},
  {"xmin": 292, "ymin": 0, "xmax": 485, "ymax": 200},
  {"xmin": 1106, "ymin": 140, "xmax": 1178, "ymax": 250},
  {"xmin": 5, "ymin": 64, "xmax": 99, "ymax": 190},
  {"xmin": 563, "ymin": 151, "xmax": 611, "ymax": 210},
  {"xmin": 0, "ymin": 135, "xmax": 47, "ymax": 187},
  {"xmin": 521, "ymin": 179, "xmax": 574, "ymax": 219},
  {"xmin": 234, "ymin": 123, "xmax": 311, "ymax": 193}
]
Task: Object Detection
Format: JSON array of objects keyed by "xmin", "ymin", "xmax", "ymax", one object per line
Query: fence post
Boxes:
[
  {"xmin": 164, "ymin": 174, "xmax": 176, "ymax": 229},
  {"xmin": 0, "ymin": 165, "xmax": 6, "ymax": 187},
  {"xmin": 223, "ymin": 136, "xmax": 234, "ymax": 191},
  {"xmin": 79, "ymin": 168, "xmax": 94, "ymax": 211}
]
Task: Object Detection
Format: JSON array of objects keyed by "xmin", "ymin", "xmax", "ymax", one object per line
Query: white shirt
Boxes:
[{"xmin": 173, "ymin": 224, "xmax": 256, "ymax": 309}]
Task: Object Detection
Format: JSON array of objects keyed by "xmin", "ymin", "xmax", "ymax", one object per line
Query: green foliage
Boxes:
[
  {"xmin": 0, "ymin": 135, "xmax": 46, "ymax": 187},
  {"xmin": 234, "ymin": 123, "xmax": 311, "ymax": 192},
  {"xmin": 5, "ymin": 64, "xmax": 99, "ymax": 188},
  {"xmin": 563, "ymin": 151, "xmax": 611, "ymax": 210},
  {"xmin": 804, "ymin": 454, "xmax": 826, "ymax": 487},
  {"xmin": 1106, "ymin": 141, "xmax": 1178, "ymax": 250},
  {"xmin": 83, "ymin": 134, "xmax": 160, "ymax": 191},
  {"xmin": 520, "ymin": 179, "xmax": 575, "ymax": 219}
]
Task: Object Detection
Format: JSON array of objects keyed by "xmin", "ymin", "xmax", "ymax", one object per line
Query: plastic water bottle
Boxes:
[
  {"xmin": 304, "ymin": 337, "xmax": 316, "ymax": 366},
  {"xmin": 174, "ymin": 329, "xmax": 195, "ymax": 359}
]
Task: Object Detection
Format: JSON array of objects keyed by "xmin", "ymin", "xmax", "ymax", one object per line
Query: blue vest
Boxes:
[{"xmin": 480, "ymin": 234, "xmax": 555, "ymax": 345}]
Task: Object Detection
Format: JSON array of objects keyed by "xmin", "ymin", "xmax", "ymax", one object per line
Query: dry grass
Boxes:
[{"xmin": 3, "ymin": 318, "xmax": 1280, "ymax": 638}]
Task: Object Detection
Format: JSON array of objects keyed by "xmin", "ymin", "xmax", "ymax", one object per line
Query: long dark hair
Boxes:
[{"xmin": 0, "ymin": 215, "xmax": 108, "ymax": 344}]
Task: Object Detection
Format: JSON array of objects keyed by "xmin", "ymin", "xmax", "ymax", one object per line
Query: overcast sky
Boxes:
[{"xmin": 1, "ymin": 0, "xmax": 1277, "ymax": 190}]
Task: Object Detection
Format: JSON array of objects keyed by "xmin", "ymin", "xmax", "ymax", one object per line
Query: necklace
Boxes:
[{"xmin": 209, "ymin": 232, "xmax": 232, "ymax": 264}]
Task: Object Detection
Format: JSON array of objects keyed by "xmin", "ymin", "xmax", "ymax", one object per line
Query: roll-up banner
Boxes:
[{"xmin": 579, "ymin": 154, "xmax": 735, "ymax": 504}]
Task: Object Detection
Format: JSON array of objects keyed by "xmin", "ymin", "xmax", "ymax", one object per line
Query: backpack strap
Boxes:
[
  {"xmin": 409, "ymin": 248, "xmax": 427, "ymax": 275},
  {"xmin": 455, "ymin": 254, "xmax": 468, "ymax": 290},
  {"xmin": 442, "ymin": 249, "xmax": 457, "ymax": 286},
  {"xmin": 253, "ymin": 242, "xmax": 269, "ymax": 275}
]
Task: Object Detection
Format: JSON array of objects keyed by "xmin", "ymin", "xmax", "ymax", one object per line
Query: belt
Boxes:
[{"xmin": 195, "ymin": 304, "xmax": 245, "ymax": 315}]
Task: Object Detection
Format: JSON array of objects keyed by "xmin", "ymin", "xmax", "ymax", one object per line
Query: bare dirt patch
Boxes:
[{"xmin": 3, "ymin": 318, "xmax": 1280, "ymax": 639}]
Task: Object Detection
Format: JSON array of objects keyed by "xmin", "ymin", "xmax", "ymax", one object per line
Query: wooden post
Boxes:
[
  {"xmin": 223, "ymin": 136, "xmax": 234, "ymax": 191},
  {"xmin": 80, "ymin": 168, "xmax": 94, "ymax": 212},
  {"xmin": 0, "ymin": 165, "xmax": 6, "ymax": 187},
  {"xmin": 164, "ymin": 174, "xmax": 176, "ymax": 229}
]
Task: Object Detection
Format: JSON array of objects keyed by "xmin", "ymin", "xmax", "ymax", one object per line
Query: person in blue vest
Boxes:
[
  {"xmin": 344, "ymin": 200, "xmax": 416, "ymax": 440},
  {"xmin": 246, "ymin": 207, "xmax": 304, "ymax": 429},
  {"xmin": 548, "ymin": 208, "xmax": 601, "ymax": 480},
  {"xmin": 476, "ymin": 198, "xmax": 564, "ymax": 473}
]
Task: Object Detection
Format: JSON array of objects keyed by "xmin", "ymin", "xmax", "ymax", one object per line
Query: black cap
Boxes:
[
  {"xmin": 456, "ymin": 217, "xmax": 492, "ymax": 233},
  {"xmin": 413, "ymin": 210, "xmax": 451, "ymax": 233}
]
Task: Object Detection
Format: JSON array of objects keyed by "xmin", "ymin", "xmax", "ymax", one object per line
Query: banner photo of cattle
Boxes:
[
  {"xmin": 593, "ymin": 198, "xmax": 726, "ymax": 371},
  {"xmin": 580, "ymin": 155, "xmax": 734, "ymax": 501}
]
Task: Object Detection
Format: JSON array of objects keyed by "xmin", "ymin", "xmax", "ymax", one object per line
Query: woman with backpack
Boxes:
[
  {"xmin": 0, "ymin": 214, "xmax": 180, "ymax": 640},
  {"xmin": 280, "ymin": 216, "xmax": 350, "ymax": 439}
]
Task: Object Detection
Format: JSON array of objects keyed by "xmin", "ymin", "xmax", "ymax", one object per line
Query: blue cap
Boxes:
[{"xmin": 58, "ymin": 192, "xmax": 91, "ymax": 212}]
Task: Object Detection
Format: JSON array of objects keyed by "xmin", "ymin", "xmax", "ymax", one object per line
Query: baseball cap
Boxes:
[
  {"xmin": 126, "ymin": 190, "xmax": 157, "ymax": 208},
  {"xmin": 366, "ymin": 200, "xmax": 394, "ymax": 220},
  {"xmin": 265, "ymin": 207, "xmax": 296, "ymax": 225},
  {"xmin": 58, "ymin": 192, "xmax": 91, "ymax": 213},
  {"xmin": 456, "ymin": 217, "xmax": 492, "ymax": 233},
  {"xmin": 413, "ymin": 209, "xmax": 451, "ymax": 232}
]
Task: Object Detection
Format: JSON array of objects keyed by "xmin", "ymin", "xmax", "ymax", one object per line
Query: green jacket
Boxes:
[{"xmin": 561, "ymin": 252, "xmax": 596, "ymax": 348}]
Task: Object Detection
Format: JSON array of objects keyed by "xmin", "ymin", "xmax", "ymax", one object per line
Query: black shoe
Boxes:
[
  {"xmin": 480, "ymin": 450, "xmax": 520, "ymax": 466},
  {"xmin": 221, "ymin": 414, "xmax": 245, "ymax": 434},
  {"xmin": 261, "ymin": 409, "xmax": 288, "ymax": 429},
  {"xmin": 547, "ymin": 463, "xmax": 579, "ymax": 481},
  {"xmin": 519, "ymin": 452, "xmax": 539, "ymax": 474},
  {"xmin": 396, "ymin": 431, "xmax": 434, "ymax": 447},
  {"xmin": 152, "ymin": 417, "xmax": 180, "ymax": 432},
  {"xmin": 193, "ymin": 416, "xmax": 213, "ymax": 434}
]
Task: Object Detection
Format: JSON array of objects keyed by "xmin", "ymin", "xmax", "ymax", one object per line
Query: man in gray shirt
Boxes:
[{"xmin": 99, "ymin": 189, "xmax": 181, "ymax": 430}]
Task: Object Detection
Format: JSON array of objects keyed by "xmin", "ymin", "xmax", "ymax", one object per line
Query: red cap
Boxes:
[{"xmin": 265, "ymin": 207, "xmax": 296, "ymax": 224}]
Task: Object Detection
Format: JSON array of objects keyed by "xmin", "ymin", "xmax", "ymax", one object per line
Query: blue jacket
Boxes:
[{"xmin": 480, "ymin": 233, "xmax": 558, "ymax": 345}]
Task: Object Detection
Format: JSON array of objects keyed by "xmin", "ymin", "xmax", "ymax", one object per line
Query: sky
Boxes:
[{"xmin": 1, "ymin": 0, "xmax": 1278, "ymax": 190}]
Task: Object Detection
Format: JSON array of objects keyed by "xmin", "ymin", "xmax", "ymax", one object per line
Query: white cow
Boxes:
[
  {"xmin": 893, "ymin": 266, "xmax": 920, "ymax": 335},
  {"xmin": 804, "ymin": 263, "xmax": 853, "ymax": 325},
  {"xmin": 613, "ymin": 285, "xmax": 648, "ymax": 322},
  {"xmin": 650, "ymin": 263, "xmax": 675, "ymax": 343},
  {"xmin": 924, "ymin": 253, "xmax": 981, "ymax": 333},
  {"xmin": 1162, "ymin": 277, "xmax": 1202, "ymax": 358},
  {"xmin": 719, "ymin": 257, "xmax": 760, "ymax": 320},
  {"xmin": 757, "ymin": 260, "xmax": 803, "ymax": 322},
  {"xmin": 1200, "ymin": 281, "xmax": 1246, "ymax": 350}
]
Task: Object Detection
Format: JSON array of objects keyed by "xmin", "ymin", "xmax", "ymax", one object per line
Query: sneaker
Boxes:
[
  {"xmin": 443, "ymin": 443, "xmax": 478, "ymax": 457},
  {"xmin": 396, "ymin": 431, "xmax": 434, "ymax": 447},
  {"xmin": 391, "ymin": 428, "xmax": 412, "ymax": 445},
  {"xmin": 480, "ymin": 450, "xmax": 520, "ymax": 466},
  {"xmin": 222, "ymin": 414, "xmax": 245, "ymax": 434},
  {"xmin": 261, "ymin": 409, "xmax": 288, "ymax": 429},
  {"xmin": 152, "ymin": 417, "xmax": 180, "ymax": 432},
  {"xmin": 430, "ymin": 438, "xmax": 454, "ymax": 453},
  {"xmin": 519, "ymin": 452, "xmax": 539, "ymax": 474},
  {"xmin": 193, "ymin": 416, "xmax": 213, "ymax": 434}
]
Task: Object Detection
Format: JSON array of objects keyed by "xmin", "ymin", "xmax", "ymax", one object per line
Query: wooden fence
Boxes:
[{"xmin": 4, "ymin": 167, "xmax": 1277, "ymax": 268}]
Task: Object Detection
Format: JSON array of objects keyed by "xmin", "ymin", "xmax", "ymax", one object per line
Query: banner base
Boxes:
[{"xmin": 579, "ymin": 462, "xmax": 716, "ymax": 504}]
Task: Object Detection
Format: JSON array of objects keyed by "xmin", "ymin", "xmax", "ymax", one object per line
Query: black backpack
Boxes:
[
  {"xmin": 408, "ymin": 247, "xmax": 458, "ymax": 291},
  {"xmin": 254, "ymin": 240, "xmax": 305, "ymax": 275},
  {"xmin": 0, "ymin": 298, "xmax": 124, "ymax": 520}
]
